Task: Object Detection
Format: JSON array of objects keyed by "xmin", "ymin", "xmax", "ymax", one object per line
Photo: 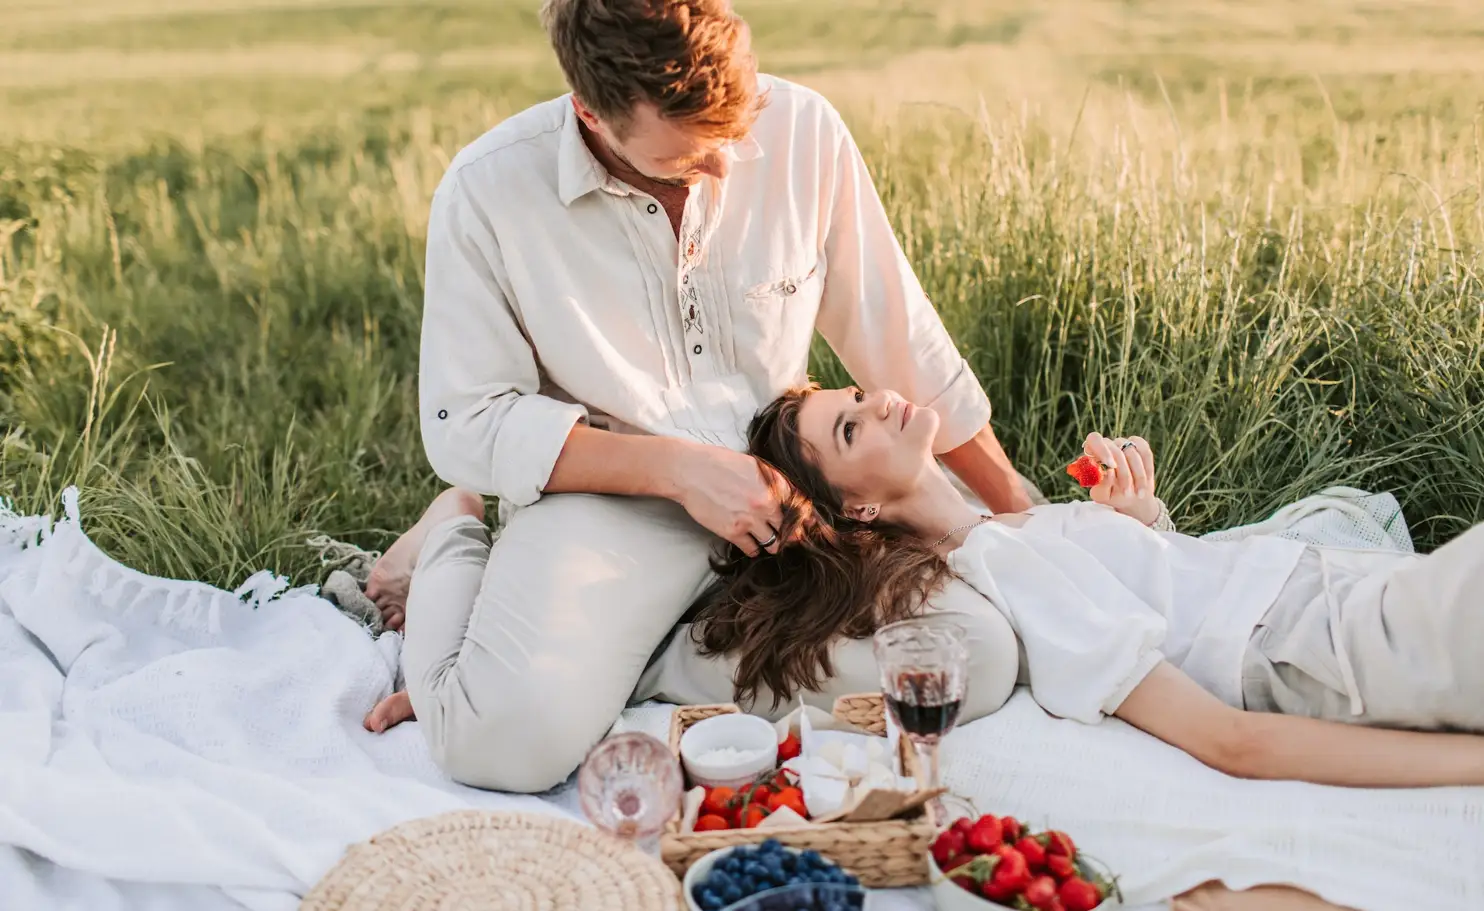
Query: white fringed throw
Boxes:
[{"xmin": 0, "ymin": 488, "xmax": 1478, "ymax": 911}]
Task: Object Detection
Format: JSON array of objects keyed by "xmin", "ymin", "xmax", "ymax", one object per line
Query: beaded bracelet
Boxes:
[{"xmin": 1149, "ymin": 498, "xmax": 1177, "ymax": 533}]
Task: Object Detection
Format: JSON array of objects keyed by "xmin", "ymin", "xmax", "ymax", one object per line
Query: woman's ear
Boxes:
[{"xmin": 845, "ymin": 503, "xmax": 880, "ymax": 523}]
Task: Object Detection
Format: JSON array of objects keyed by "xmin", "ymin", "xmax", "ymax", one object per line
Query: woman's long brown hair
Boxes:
[{"xmin": 687, "ymin": 384, "xmax": 954, "ymax": 710}]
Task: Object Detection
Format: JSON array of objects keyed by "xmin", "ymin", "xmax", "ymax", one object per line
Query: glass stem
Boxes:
[{"xmin": 912, "ymin": 739, "xmax": 941, "ymax": 791}]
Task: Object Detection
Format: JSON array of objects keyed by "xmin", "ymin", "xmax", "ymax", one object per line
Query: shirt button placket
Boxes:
[{"xmin": 681, "ymin": 225, "xmax": 701, "ymax": 354}]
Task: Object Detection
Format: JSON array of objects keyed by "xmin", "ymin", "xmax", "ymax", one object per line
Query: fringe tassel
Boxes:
[{"xmin": 1, "ymin": 485, "xmax": 298, "ymax": 637}]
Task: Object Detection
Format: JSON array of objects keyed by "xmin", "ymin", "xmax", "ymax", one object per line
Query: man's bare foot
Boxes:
[
  {"xmin": 364, "ymin": 690, "xmax": 416, "ymax": 733},
  {"xmin": 365, "ymin": 488, "xmax": 485, "ymax": 631}
]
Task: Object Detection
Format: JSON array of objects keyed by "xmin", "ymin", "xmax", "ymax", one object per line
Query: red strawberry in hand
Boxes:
[
  {"xmin": 1066, "ymin": 455, "xmax": 1105, "ymax": 488},
  {"xmin": 966, "ymin": 815, "xmax": 1004, "ymax": 854},
  {"xmin": 777, "ymin": 731, "xmax": 801, "ymax": 762},
  {"xmin": 1046, "ymin": 853, "xmax": 1077, "ymax": 882},
  {"xmin": 1024, "ymin": 875, "xmax": 1059, "ymax": 910},
  {"xmin": 1060, "ymin": 877, "xmax": 1105, "ymax": 911}
]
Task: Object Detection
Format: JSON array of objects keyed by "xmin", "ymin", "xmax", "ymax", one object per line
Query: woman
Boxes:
[
  {"xmin": 368, "ymin": 381, "xmax": 1484, "ymax": 786},
  {"xmin": 687, "ymin": 382, "xmax": 1484, "ymax": 788}
]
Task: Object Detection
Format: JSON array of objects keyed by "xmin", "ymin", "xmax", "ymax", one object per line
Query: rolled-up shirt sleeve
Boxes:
[
  {"xmin": 418, "ymin": 170, "xmax": 587, "ymax": 505},
  {"xmin": 948, "ymin": 524, "xmax": 1168, "ymax": 722},
  {"xmin": 812, "ymin": 105, "xmax": 992, "ymax": 455}
]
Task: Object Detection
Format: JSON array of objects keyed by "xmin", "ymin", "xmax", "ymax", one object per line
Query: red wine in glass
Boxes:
[
  {"xmin": 873, "ymin": 617, "xmax": 969, "ymax": 793},
  {"xmin": 885, "ymin": 680, "xmax": 963, "ymax": 740}
]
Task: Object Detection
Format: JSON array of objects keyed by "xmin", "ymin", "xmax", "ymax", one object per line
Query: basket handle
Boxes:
[{"xmin": 829, "ymin": 692, "xmax": 887, "ymax": 735}]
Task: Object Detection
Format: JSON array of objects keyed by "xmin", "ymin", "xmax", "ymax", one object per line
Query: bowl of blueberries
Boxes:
[{"xmin": 683, "ymin": 838, "xmax": 868, "ymax": 911}]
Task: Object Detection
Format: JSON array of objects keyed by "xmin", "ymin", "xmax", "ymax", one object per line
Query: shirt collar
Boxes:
[
  {"xmin": 726, "ymin": 133, "xmax": 764, "ymax": 163},
  {"xmin": 557, "ymin": 96, "xmax": 766, "ymax": 206},
  {"xmin": 557, "ymin": 98, "xmax": 609, "ymax": 206}
]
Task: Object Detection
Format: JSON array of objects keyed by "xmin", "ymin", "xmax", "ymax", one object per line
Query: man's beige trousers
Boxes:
[{"xmin": 401, "ymin": 492, "xmax": 1021, "ymax": 793}]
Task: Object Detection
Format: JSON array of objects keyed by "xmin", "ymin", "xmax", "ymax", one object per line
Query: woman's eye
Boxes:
[
  {"xmin": 844, "ymin": 421, "xmax": 855, "ymax": 444},
  {"xmin": 853, "ymin": 388, "xmax": 864, "ymax": 403}
]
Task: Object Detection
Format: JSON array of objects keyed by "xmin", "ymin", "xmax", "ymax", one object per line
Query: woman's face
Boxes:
[{"xmin": 794, "ymin": 386, "xmax": 940, "ymax": 515}]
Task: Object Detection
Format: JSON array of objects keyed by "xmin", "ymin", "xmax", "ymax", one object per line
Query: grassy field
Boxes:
[{"xmin": 1, "ymin": 0, "xmax": 1482, "ymax": 587}]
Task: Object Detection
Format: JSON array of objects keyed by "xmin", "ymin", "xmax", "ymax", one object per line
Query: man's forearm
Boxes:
[
  {"xmin": 542, "ymin": 423, "xmax": 689, "ymax": 500},
  {"xmin": 940, "ymin": 424, "xmax": 1033, "ymax": 514}
]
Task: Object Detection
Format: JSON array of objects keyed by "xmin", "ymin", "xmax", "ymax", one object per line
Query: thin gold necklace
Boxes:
[{"xmin": 931, "ymin": 515, "xmax": 990, "ymax": 549}]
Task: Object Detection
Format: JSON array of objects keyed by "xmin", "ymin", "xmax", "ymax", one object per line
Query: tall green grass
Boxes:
[{"xmin": 2, "ymin": 46, "xmax": 1482, "ymax": 589}]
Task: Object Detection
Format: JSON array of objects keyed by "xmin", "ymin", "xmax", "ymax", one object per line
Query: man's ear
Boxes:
[
  {"xmin": 845, "ymin": 503, "xmax": 880, "ymax": 523},
  {"xmin": 570, "ymin": 95, "xmax": 602, "ymax": 130}
]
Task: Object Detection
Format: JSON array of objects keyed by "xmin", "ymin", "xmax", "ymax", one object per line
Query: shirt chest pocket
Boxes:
[{"xmin": 738, "ymin": 259, "xmax": 825, "ymax": 366}]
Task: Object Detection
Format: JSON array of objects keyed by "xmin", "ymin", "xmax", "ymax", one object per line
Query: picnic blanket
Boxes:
[{"xmin": 1, "ymin": 488, "xmax": 1480, "ymax": 911}]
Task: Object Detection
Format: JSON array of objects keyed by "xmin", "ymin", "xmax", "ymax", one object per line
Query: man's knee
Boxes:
[
  {"xmin": 436, "ymin": 725, "xmax": 595, "ymax": 794},
  {"xmin": 421, "ymin": 678, "xmax": 618, "ymax": 794}
]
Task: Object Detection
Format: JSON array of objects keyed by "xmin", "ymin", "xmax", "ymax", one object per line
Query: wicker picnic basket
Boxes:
[{"xmin": 659, "ymin": 692, "xmax": 939, "ymax": 889}]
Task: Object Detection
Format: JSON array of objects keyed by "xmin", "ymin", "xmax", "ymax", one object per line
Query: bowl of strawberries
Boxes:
[{"xmin": 927, "ymin": 813, "xmax": 1120, "ymax": 911}]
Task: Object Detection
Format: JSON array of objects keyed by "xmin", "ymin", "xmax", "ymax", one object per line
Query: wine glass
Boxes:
[
  {"xmin": 872, "ymin": 616, "xmax": 969, "ymax": 794},
  {"xmin": 577, "ymin": 731, "xmax": 683, "ymax": 857}
]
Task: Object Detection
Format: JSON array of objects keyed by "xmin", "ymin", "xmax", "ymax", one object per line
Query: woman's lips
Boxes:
[{"xmin": 900, "ymin": 402, "xmax": 914, "ymax": 429}]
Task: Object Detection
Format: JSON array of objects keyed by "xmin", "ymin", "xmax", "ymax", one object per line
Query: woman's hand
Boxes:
[{"xmin": 1083, "ymin": 432, "xmax": 1162, "ymax": 526}]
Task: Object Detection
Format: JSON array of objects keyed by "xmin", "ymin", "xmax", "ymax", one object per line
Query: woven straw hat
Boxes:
[{"xmin": 301, "ymin": 810, "xmax": 683, "ymax": 911}]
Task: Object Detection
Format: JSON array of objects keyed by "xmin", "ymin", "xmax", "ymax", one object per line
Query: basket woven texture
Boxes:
[
  {"xmin": 660, "ymin": 692, "xmax": 937, "ymax": 889},
  {"xmin": 300, "ymin": 809, "xmax": 683, "ymax": 911}
]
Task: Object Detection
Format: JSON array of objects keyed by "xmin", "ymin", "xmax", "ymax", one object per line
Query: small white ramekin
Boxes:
[{"xmin": 678, "ymin": 713, "xmax": 779, "ymax": 790}]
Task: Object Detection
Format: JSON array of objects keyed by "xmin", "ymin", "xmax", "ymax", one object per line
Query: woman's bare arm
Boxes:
[
  {"xmin": 1115, "ymin": 662, "xmax": 1484, "ymax": 787},
  {"xmin": 1173, "ymin": 882, "xmax": 1354, "ymax": 911}
]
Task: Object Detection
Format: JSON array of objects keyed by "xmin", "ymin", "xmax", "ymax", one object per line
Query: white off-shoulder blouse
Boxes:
[{"xmin": 946, "ymin": 502, "xmax": 1306, "ymax": 723}]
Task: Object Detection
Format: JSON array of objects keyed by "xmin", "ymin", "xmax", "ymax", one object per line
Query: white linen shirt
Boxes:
[
  {"xmin": 946, "ymin": 502, "xmax": 1307, "ymax": 723},
  {"xmin": 418, "ymin": 76, "xmax": 992, "ymax": 507}
]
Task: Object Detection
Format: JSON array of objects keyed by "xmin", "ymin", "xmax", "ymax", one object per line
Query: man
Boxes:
[{"xmin": 363, "ymin": 0, "xmax": 1030, "ymax": 793}]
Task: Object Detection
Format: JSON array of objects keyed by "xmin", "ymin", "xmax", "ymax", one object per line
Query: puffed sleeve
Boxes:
[{"xmin": 947, "ymin": 522, "xmax": 1167, "ymax": 722}]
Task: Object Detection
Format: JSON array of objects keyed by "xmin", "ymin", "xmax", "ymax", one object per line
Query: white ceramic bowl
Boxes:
[
  {"xmin": 682, "ymin": 844, "xmax": 865, "ymax": 911},
  {"xmin": 927, "ymin": 851, "xmax": 1014, "ymax": 911},
  {"xmin": 927, "ymin": 851, "xmax": 1110, "ymax": 910},
  {"xmin": 679, "ymin": 713, "xmax": 779, "ymax": 790},
  {"xmin": 682, "ymin": 845, "xmax": 740, "ymax": 911}
]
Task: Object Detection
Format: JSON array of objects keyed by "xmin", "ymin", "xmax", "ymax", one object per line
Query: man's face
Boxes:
[{"xmin": 577, "ymin": 99, "xmax": 733, "ymax": 187}]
